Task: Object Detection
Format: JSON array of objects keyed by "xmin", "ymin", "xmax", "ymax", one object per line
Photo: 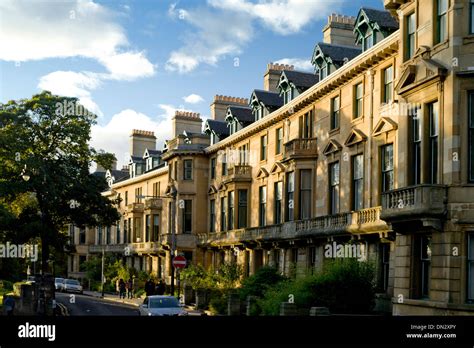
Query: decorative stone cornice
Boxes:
[
  {"xmin": 174, "ymin": 111, "xmax": 201, "ymax": 119},
  {"xmin": 266, "ymin": 62, "xmax": 294, "ymax": 72},
  {"xmin": 213, "ymin": 95, "xmax": 248, "ymax": 105},
  {"xmin": 131, "ymin": 129, "xmax": 155, "ymax": 138}
]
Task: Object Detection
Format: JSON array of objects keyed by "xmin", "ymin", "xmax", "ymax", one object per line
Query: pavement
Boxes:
[{"xmin": 82, "ymin": 290, "xmax": 144, "ymax": 307}]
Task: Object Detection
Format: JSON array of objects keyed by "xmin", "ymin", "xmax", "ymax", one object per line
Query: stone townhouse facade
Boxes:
[{"xmin": 68, "ymin": 0, "xmax": 474, "ymax": 315}]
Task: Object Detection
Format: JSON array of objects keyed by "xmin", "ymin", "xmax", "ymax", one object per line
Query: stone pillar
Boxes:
[
  {"xmin": 227, "ymin": 292, "xmax": 241, "ymax": 316},
  {"xmin": 309, "ymin": 307, "xmax": 330, "ymax": 316},
  {"xmin": 280, "ymin": 302, "xmax": 298, "ymax": 316},
  {"xmin": 246, "ymin": 296, "xmax": 257, "ymax": 316},
  {"xmin": 183, "ymin": 285, "xmax": 194, "ymax": 305},
  {"xmin": 249, "ymin": 250, "xmax": 256, "ymax": 275}
]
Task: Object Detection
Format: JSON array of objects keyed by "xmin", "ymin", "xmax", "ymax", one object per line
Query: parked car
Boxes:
[
  {"xmin": 138, "ymin": 296, "xmax": 187, "ymax": 316},
  {"xmin": 54, "ymin": 278, "xmax": 65, "ymax": 291},
  {"xmin": 63, "ymin": 279, "xmax": 83, "ymax": 294}
]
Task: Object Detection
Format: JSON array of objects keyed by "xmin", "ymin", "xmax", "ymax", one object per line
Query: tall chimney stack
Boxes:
[
  {"xmin": 322, "ymin": 13, "xmax": 357, "ymax": 46},
  {"xmin": 264, "ymin": 63, "xmax": 294, "ymax": 93},
  {"xmin": 210, "ymin": 95, "xmax": 249, "ymax": 122},
  {"xmin": 172, "ymin": 111, "xmax": 202, "ymax": 137},
  {"xmin": 129, "ymin": 129, "xmax": 156, "ymax": 157}
]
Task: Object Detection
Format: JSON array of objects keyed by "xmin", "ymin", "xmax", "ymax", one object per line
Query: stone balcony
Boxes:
[
  {"xmin": 145, "ymin": 198, "xmax": 163, "ymax": 210},
  {"xmin": 198, "ymin": 206, "xmax": 389, "ymax": 247},
  {"xmin": 132, "ymin": 241, "xmax": 162, "ymax": 254},
  {"xmin": 383, "ymin": 0, "xmax": 406, "ymax": 16},
  {"xmin": 283, "ymin": 137, "xmax": 317, "ymax": 161},
  {"xmin": 126, "ymin": 202, "xmax": 144, "ymax": 213},
  {"xmin": 384, "ymin": 0, "xmax": 406, "ymax": 9},
  {"xmin": 381, "ymin": 184, "xmax": 447, "ymax": 230},
  {"xmin": 223, "ymin": 165, "xmax": 252, "ymax": 183},
  {"xmin": 159, "ymin": 233, "xmax": 197, "ymax": 249},
  {"xmin": 89, "ymin": 244, "xmax": 126, "ymax": 253}
]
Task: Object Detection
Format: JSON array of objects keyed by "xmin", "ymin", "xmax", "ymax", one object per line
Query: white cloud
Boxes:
[
  {"xmin": 208, "ymin": 0, "xmax": 342, "ymax": 35},
  {"xmin": 165, "ymin": 4, "xmax": 253, "ymax": 74},
  {"xmin": 38, "ymin": 71, "xmax": 103, "ymax": 116},
  {"xmin": 99, "ymin": 51, "xmax": 155, "ymax": 81},
  {"xmin": 166, "ymin": 52, "xmax": 199, "ymax": 74},
  {"xmin": 166, "ymin": 0, "xmax": 341, "ymax": 74},
  {"xmin": 90, "ymin": 105, "xmax": 194, "ymax": 168},
  {"xmin": 0, "ymin": 0, "xmax": 126, "ymax": 62},
  {"xmin": 183, "ymin": 94, "xmax": 204, "ymax": 104},
  {"xmin": 1, "ymin": 0, "xmax": 156, "ymax": 112},
  {"xmin": 274, "ymin": 58, "xmax": 313, "ymax": 72}
]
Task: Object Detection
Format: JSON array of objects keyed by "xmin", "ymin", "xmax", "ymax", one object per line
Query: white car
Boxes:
[
  {"xmin": 54, "ymin": 278, "xmax": 65, "ymax": 291},
  {"xmin": 138, "ymin": 296, "xmax": 187, "ymax": 316},
  {"xmin": 63, "ymin": 279, "xmax": 83, "ymax": 294}
]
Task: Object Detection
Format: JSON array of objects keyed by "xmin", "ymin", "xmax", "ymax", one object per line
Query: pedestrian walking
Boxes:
[
  {"xmin": 155, "ymin": 280, "xmax": 165, "ymax": 295},
  {"xmin": 126, "ymin": 278, "xmax": 133, "ymax": 299},
  {"xmin": 118, "ymin": 278, "xmax": 126, "ymax": 299},
  {"xmin": 145, "ymin": 278, "xmax": 155, "ymax": 297}
]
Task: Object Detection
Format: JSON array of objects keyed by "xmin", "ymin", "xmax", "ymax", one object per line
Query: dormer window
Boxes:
[
  {"xmin": 146, "ymin": 157, "xmax": 153, "ymax": 171},
  {"xmin": 230, "ymin": 120, "xmax": 237, "ymax": 134},
  {"xmin": 354, "ymin": 8, "xmax": 398, "ymax": 52},
  {"xmin": 363, "ymin": 31, "xmax": 373, "ymax": 50},
  {"xmin": 255, "ymin": 106, "xmax": 263, "ymax": 121},
  {"xmin": 283, "ymin": 87, "xmax": 293, "ymax": 104},
  {"xmin": 136, "ymin": 163, "xmax": 143, "ymax": 176},
  {"xmin": 320, "ymin": 64, "xmax": 328, "ymax": 80}
]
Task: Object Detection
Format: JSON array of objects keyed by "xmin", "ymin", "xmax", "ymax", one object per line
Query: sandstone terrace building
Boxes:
[{"xmin": 68, "ymin": 0, "xmax": 474, "ymax": 315}]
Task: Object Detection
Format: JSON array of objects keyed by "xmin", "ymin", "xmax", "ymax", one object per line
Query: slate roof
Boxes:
[
  {"xmin": 360, "ymin": 7, "xmax": 399, "ymax": 31},
  {"xmin": 130, "ymin": 156, "xmax": 145, "ymax": 163},
  {"xmin": 282, "ymin": 70, "xmax": 319, "ymax": 90},
  {"xmin": 110, "ymin": 169, "xmax": 129, "ymax": 181},
  {"xmin": 253, "ymin": 90, "xmax": 284, "ymax": 110},
  {"xmin": 315, "ymin": 43, "xmax": 362, "ymax": 67},
  {"xmin": 205, "ymin": 119, "xmax": 230, "ymax": 137},
  {"xmin": 145, "ymin": 149, "xmax": 162, "ymax": 157},
  {"xmin": 228, "ymin": 105, "xmax": 254, "ymax": 124}
]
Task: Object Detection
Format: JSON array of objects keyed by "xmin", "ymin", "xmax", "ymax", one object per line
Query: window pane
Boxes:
[
  {"xmin": 471, "ymin": 1, "xmax": 474, "ymax": 34},
  {"xmin": 353, "ymin": 154, "xmax": 363, "ymax": 179},
  {"xmin": 356, "ymin": 83, "xmax": 363, "ymax": 98},
  {"xmin": 287, "ymin": 172, "xmax": 295, "ymax": 191},
  {"xmin": 469, "ymin": 262, "xmax": 474, "ymax": 300},
  {"xmin": 408, "ymin": 13, "xmax": 416, "ymax": 34},
  {"xmin": 438, "ymin": 0, "xmax": 448, "ymax": 14},
  {"xmin": 300, "ymin": 169, "xmax": 312, "ymax": 190},
  {"xmin": 238, "ymin": 190, "xmax": 248, "ymax": 228},
  {"xmin": 259, "ymin": 186, "xmax": 266, "ymax": 226},
  {"xmin": 385, "ymin": 66, "xmax": 393, "ymax": 84},
  {"xmin": 330, "ymin": 162, "xmax": 340, "ymax": 185},
  {"xmin": 286, "ymin": 173, "xmax": 295, "ymax": 221},
  {"xmin": 300, "ymin": 170, "xmax": 312, "ymax": 220},
  {"xmin": 469, "ymin": 234, "xmax": 474, "ymax": 260}
]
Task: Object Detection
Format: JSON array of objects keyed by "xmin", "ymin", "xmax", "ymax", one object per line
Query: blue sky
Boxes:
[{"xmin": 0, "ymin": 0, "xmax": 384, "ymax": 167}]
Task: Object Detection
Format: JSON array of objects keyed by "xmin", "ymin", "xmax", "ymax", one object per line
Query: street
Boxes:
[{"xmin": 55, "ymin": 293, "xmax": 138, "ymax": 316}]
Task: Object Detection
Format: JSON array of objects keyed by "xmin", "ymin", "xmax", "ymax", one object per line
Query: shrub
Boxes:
[
  {"xmin": 315, "ymin": 259, "xmax": 376, "ymax": 313},
  {"xmin": 180, "ymin": 264, "xmax": 211, "ymax": 290},
  {"xmin": 239, "ymin": 266, "xmax": 286, "ymax": 301},
  {"xmin": 0, "ymin": 280, "xmax": 13, "ymax": 291},
  {"xmin": 135, "ymin": 289, "xmax": 145, "ymax": 299},
  {"xmin": 258, "ymin": 259, "xmax": 376, "ymax": 316},
  {"xmin": 208, "ymin": 290, "xmax": 228, "ymax": 315}
]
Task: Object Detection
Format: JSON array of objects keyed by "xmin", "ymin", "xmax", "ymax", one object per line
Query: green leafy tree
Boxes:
[{"xmin": 0, "ymin": 91, "xmax": 120, "ymax": 274}]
